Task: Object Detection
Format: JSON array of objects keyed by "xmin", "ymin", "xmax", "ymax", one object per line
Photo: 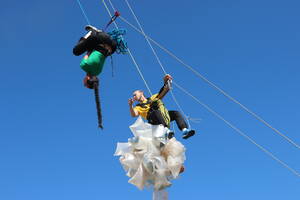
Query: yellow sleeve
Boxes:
[
  {"xmin": 150, "ymin": 93, "xmax": 159, "ymax": 101},
  {"xmin": 133, "ymin": 105, "xmax": 140, "ymax": 113},
  {"xmin": 133, "ymin": 105, "xmax": 147, "ymax": 119}
]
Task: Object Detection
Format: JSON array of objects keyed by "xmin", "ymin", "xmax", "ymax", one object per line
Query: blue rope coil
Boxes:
[{"xmin": 108, "ymin": 29, "xmax": 128, "ymax": 54}]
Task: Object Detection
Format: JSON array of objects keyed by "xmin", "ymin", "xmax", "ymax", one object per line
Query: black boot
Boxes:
[
  {"xmin": 182, "ymin": 130, "xmax": 195, "ymax": 139},
  {"xmin": 85, "ymin": 25, "xmax": 101, "ymax": 32}
]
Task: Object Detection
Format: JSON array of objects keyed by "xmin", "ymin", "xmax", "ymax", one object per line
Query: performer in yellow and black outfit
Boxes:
[{"xmin": 128, "ymin": 74, "xmax": 195, "ymax": 139}]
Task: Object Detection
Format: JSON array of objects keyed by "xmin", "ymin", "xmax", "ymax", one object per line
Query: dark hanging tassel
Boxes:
[{"xmin": 93, "ymin": 78, "xmax": 103, "ymax": 129}]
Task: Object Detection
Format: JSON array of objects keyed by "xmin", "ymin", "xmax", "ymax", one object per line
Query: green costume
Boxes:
[{"xmin": 80, "ymin": 50, "xmax": 106, "ymax": 76}]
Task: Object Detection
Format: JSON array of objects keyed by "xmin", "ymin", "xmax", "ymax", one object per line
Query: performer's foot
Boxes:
[
  {"xmin": 85, "ymin": 25, "xmax": 101, "ymax": 33},
  {"xmin": 182, "ymin": 129, "xmax": 195, "ymax": 139}
]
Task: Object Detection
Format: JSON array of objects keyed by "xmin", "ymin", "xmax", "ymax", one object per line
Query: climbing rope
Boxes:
[
  {"xmin": 103, "ymin": 0, "xmax": 300, "ymax": 178},
  {"xmin": 173, "ymin": 81, "xmax": 300, "ymax": 178},
  {"xmin": 117, "ymin": 14, "xmax": 299, "ymax": 149},
  {"xmin": 102, "ymin": 0, "xmax": 153, "ymax": 96},
  {"xmin": 108, "ymin": 29, "xmax": 128, "ymax": 54},
  {"xmin": 74, "ymin": 0, "xmax": 300, "ymax": 177},
  {"xmin": 121, "ymin": 0, "xmax": 191, "ymax": 126},
  {"xmin": 75, "ymin": 0, "xmax": 91, "ymax": 25},
  {"xmin": 104, "ymin": 11, "xmax": 120, "ymax": 31}
]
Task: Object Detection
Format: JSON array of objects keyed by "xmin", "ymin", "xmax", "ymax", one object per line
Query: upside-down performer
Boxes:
[
  {"xmin": 72, "ymin": 14, "xmax": 127, "ymax": 128},
  {"xmin": 73, "ymin": 25, "xmax": 127, "ymax": 89}
]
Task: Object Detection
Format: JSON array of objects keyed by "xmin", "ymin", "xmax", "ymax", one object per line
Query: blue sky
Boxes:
[{"xmin": 1, "ymin": 0, "xmax": 300, "ymax": 199}]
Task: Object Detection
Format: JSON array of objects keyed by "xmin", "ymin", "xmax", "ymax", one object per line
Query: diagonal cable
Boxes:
[
  {"xmin": 123, "ymin": 0, "xmax": 168, "ymax": 74},
  {"xmin": 106, "ymin": 0, "xmax": 189, "ymax": 126},
  {"xmin": 118, "ymin": 15, "xmax": 299, "ymax": 150},
  {"xmin": 75, "ymin": 0, "xmax": 91, "ymax": 25},
  {"xmin": 172, "ymin": 82, "xmax": 300, "ymax": 178},
  {"xmin": 120, "ymin": 0, "xmax": 189, "ymax": 123},
  {"xmin": 102, "ymin": 0, "xmax": 152, "ymax": 96},
  {"xmin": 74, "ymin": 0, "xmax": 300, "ymax": 180},
  {"xmin": 103, "ymin": 0, "xmax": 300, "ymax": 178}
]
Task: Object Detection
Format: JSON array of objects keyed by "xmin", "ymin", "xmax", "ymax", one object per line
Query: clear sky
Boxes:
[{"xmin": 1, "ymin": 0, "xmax": 300, "ymax": 199}]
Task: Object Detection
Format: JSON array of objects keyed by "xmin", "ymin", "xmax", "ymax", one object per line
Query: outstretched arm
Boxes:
[{"xmin": 157, "ymin": 74, "xmax": 173, "ymax": 99}]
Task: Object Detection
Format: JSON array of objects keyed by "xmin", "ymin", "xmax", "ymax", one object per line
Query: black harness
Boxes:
[{"xmin": 136, "ymin": 98, "xmax": 162, "ymax": 121}]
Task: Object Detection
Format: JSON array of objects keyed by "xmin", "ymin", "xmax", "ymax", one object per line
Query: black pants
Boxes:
[
  {"xmin": 147, "ymin": 110, "xmax": 188, "ymax": 130},
  {"xmin": 72, "ymin": 31, "xmax": 116, "ymax": 56}
]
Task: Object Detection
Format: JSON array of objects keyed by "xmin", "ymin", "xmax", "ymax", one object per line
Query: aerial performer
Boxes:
[
  {"xmin": 72, "ymin": 11, "xmax": 127, "ymax": 128},
  {"xmin": 72, "ymin": 24, "xmax": 127, "ymax": 88},
  {"xmin": 128, "ymin": 74, "xmax": 196, "ymax": 139},
  {"xmin": 115, "ymin": 75, "xmax": 194, "ymax": 198}
]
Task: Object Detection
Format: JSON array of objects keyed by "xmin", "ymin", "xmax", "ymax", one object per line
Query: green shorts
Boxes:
[{"xmin": 80, "ymin": 51, "xmax": 106, "ymax": 76}]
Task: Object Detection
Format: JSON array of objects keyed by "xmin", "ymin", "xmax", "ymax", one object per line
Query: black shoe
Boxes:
[
  {"xmin": 182, "ymin": 130, "xmax": 195, "ymax": 139},
  {"xmin": 85, "ymin": 25, "xmax": 101, "ymax": 32},
  {"xmin": 167, "ymin": 131, "xmax": 174, "ymax": 139}
]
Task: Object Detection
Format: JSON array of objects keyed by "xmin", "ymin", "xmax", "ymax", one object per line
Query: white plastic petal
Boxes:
[
  {"xmin": 114, "ymin": 142, "xmax": 131, "ymax": 156},
  {"xmin": 114, "ymin": 117, "xmax": 186, "ymax": 191}
]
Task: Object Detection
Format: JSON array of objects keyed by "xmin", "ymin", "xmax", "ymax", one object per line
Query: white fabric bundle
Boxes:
[{"xmin": 114, "ymin": 117, "xmax": 186, "ymax": 191}]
